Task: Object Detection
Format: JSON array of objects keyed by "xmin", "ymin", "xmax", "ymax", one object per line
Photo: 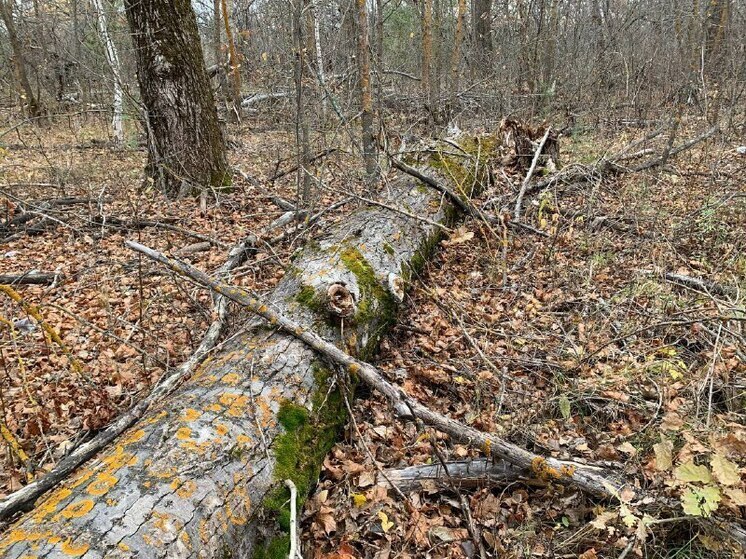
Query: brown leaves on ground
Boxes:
[
  {"xmin": 0, "ymin": 115, "xmax": 352, "ymax": 497},
  {"xmin": 304, "ymin": 119, "xmax": 746, "ymax": 558}
]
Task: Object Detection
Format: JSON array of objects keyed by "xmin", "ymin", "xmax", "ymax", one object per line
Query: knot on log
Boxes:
[{"xmin": 327, "ymin": 282, "xmax": 355, "ymax": 318}]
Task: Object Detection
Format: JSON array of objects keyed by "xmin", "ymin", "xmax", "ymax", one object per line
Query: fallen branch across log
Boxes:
[{"xmin": 127, "ymin": 240, "xmax": 626, "ymax": 500}]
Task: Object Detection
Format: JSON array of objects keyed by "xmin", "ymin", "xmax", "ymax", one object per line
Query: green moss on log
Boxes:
[
  {"xmin": 252, "ymin": 535, "xmax": 290, "ymax": 559},
  {"xmin": 295, "ymin": 285, "xmax": 326, "ymax": 316},
  {"xmin": 256, "ymin": 364, "xmax": 347, "ymax": 557},
  {"xmin": 339, "ymin": 245, "xmax": 398, "ymax": 358}
]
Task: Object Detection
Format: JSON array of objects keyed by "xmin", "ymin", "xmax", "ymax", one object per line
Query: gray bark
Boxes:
[
  {"xmin": 0, "ymin": 160, "xmax": 467, "ymax": 558},
  {"xmin": 123, "ymin": 0, "xmax": 228, "ymax": 198}
]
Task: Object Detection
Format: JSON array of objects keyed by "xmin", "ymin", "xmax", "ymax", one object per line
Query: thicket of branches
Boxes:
[{"xmin": 1, "ymin": 0, "xmax": 744, "ymax": 130}]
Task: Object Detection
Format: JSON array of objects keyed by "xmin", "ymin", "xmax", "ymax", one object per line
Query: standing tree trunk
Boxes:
[
  {"xmin": 451, "ymin": 0, "xmax": 466, "ymax": 94},
  {"xmin": 0, "ymin": 0, "xmax": 43, "ymax": 117},
  {"xmin": 472, "ymin": 0, "xmax": 492, "ymax": 73},
  {"xmin": 212, "ymin": 0, "xmax": 228, "ymax": 112},
  {"xmin": 421, "ymin": 0, "xmax": 433, "ymax": 109},
  {"xmin": 310, "ymin": 3, "xmax": 327, "ymax": 121},
  {"xmin": 220, "ymin": 0, "xmax": 241, "ymax": 118},
  {"xmin": 92, "ymin": 0, "xmax": 124, "ymax": 144},
  {"xmin": 354, "ymin": 0, "xmax": 377, "ymax": 184},
  {"xmin": 123, "ymin": 0, "xmax": 229, "ymax": 198},
  {"xmin": 292, "ymin": 0, "xmax": 312, "ymax": 205}
]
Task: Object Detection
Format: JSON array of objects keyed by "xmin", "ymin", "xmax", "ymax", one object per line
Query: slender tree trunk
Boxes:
[
  {"xmin": 451, "ymin": 0, "xmax": 466, "ymax": 95},
  {"xmin": 0, "ymin": 0, "xmax": 43, "ymax": 117},
  {"xmin": 123, "ymin": 0, "xmax": 229, "ymax": 198},
  {"xmin": 354, "ymin": 0, "xmax": 377, "ymax": 184},
  {"xmin": 421, "ymin": 0, "xmax": 433, "ymax": 111},
  {"xmin": 310, "ymin": 3, "xmax": 327, "ymax": 121},
  {"xmin": 375, "ymin": 0, "xmax": 384, "ymax": 74},
  {"xmin": 72, "ymin": 0, "xmax": 81, "ymax": 62},
  {"xmin": 221, "ymin": 0, "xmax": 241, "ymax": 118},
  {"xmin": 292, "ymin": 0, "xmax": 312, "ymax": 204},
  {"xmin": 421, "ymin": 0, "xmax": 432, "ymax": 95},
  {"xmin": 472, "ymin": 0, "xmax": 492, "ymax": 73},
  {"xmin": 375, "ymin": 0, "xmax": 384, "ymax": 124},
  {"xmin": 92, "ymin": 0, "xmax": 124, "ymax": 144},
  {"xmin": 211, "ymin": 0, "xmax": 228, "ymax": 115}
]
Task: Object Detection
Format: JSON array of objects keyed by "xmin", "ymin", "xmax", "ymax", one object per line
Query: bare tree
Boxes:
[
  {"xmin": 292, "ymin": 0, "xmax": 312, "ymax": 204},
  {"xmin": 123, "ymin": 0, "xmax": 229, "ymax": 198},
  {"xmin": 472, "ymin": 0, "xmax": 492, "ymax": 71},
  {"xmin": 421, "ymin": 0, "xmax": 434, "ymax": 113},
  {"xmin": 0, "ymin": 0, "xmax": 43, "ymax": 117},
  {"xmin": 221, "ymin": 0, "xmax": 241, "ymax": 117},
  {"xmin": 92, "ymin": 0, "xmax": 124, "ymax": 144},
  {"xmin": 451, "ymin": 0, "xmax": 466, "ymax": 94},
  {"xmin": 354, "ymin": 0, "xmax": 377, "ymax": 183}
]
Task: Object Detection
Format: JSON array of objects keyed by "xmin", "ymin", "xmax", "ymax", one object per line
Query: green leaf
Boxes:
[
  {"xmin": 559, "ymin": 395, "xmax": 571, "ymax": 420},
  {"xmin": 681, "ymin": 485, "xmax": 722, "ymax": 517},
  {"xmin": 710, "ymin": 454, "xmax": 741, "ymax": 486},
  {"xmin": 674, "ymin": 462, "xmax": 713, "ymax": 484}
]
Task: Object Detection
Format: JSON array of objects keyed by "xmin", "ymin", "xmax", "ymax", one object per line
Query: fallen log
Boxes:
[
  {"xmin": 663, "ymin": 271, "xmax": 737, "ymax": 299},
  {"xmin": 126, "ymin": 240, "xmax": 627, "ymax": 500},
  {"xmin": 0, "ymin": 141, "xmax": 490, "ymax": 558},
  {"xmin": 0, "ymin": 271, "xmax": 62, "ymax": 286},
  {"xmin": 379, "ymin": 459, "xmax": 524, "ymax": 492}
]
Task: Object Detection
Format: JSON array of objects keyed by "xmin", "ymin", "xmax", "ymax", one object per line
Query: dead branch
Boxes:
[
  {"xmin": 525, "ymin": 125, "xmax": 720, "ymax": 199},
  {"xmin": 514, "ymin": 127, "xmax": 552, "ymax": 220},
  {"xmin": 240, "ymin": 91, "xmax": 291, "ymax": 108},
  {"xmin": 380, "ymin": 458, "xmax": 523, "ymax": 492},
  {"xmin": 125, "ymin": 240, "xmax": 626, "ymax": 500},
  {"xmin": 0, "ymin": 271, "xmax": 62, "ymax": 286},
  {"xmin": 393, "ymin": 158, "xmax": 549, "ymax": 238},
  {"xmin": 92, "ymin": 215, "xmax": 229, "ymax": 248},
  {"xmin": 663, "ymin": 272, "xmax": 737, "ymax": 299},
  {"xmin": 270, "ymin": 148, "xmax": 339, "ymax": 181}
]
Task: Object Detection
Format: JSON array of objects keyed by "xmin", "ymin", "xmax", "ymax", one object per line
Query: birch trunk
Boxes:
[{"xmin": 92, "ymin": 0, "xmax": 124, "ymax": 144}]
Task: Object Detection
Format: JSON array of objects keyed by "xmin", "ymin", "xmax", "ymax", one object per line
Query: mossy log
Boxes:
[{"xmin": 0, "ymin": 143, "xmax": 488, "ymax": 559}]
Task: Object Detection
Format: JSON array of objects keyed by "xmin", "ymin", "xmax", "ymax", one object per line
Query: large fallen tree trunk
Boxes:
[{"xmin": 0, "ymin": 139, "xmax": 492, "ymax": 558}]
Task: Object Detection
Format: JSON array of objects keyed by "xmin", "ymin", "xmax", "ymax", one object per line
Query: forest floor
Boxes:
[{"xmin": 1, "ymin": 111, "xmax": 744, "ymax": 557}]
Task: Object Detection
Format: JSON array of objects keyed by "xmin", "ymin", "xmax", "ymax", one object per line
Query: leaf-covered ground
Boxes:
[
  {"xmin": 1, "ymin": 112, "xmax": 744, "ymax": 557},
  {"xmin": 302, "ymin": 122, "xmax": 746, "ymax": 558},
  {"xmin": 0, "ymin": 113, "xmax": 351, "ymax": 496}
]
